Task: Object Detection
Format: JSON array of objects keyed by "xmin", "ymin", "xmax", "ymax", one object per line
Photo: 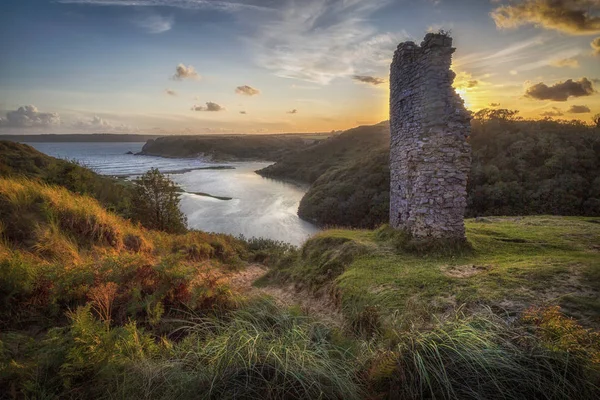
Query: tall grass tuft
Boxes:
[
  {"xmin": 170, "ymin": 297, "xmax": 363, "ymax": 399},
  {"xmin": 366, "ymin": 309, "xmax": 599, "ymax": 399}
]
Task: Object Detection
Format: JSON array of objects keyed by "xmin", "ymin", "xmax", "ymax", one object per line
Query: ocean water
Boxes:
[{"xmin": 27, "ymin": 142, "xmax": 319, "ymax": 245}]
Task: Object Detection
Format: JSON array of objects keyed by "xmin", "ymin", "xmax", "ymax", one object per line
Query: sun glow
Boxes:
[{"xmin": 455, "ymin": 88, "xmax": 473, "ymax": 110}]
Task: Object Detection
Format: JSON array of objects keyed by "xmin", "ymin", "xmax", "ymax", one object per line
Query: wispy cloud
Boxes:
[
  {"xmin": 58, "ymin": 0, "xmax": 275, "ymax": 12},
  {"xmin": 60, "ymin": 0, "xmax": 404, "ymax": 85},
  {"xmin": 287, "ymin": 109, "xmax": 298, "ymax": 114},
  {"xmin": 550, "ymin": 58, "xmax": 579, "ymax": 68},
  {"xmin": 72, "ymin": 115, "xmax": 135, "ymax": 132},
  {"xmin": 454, "ymin": 35, "xmax": 547, "ymax": 70},
  {"xmin": 249, "ymin": 0, "xmax": 405, "ymax": 84},
  {"xmin": 165, "ymin": 89, "xmax": 177, "ymax": 96},
  {"xmin": 133, "ymin": 11, "xmax": 174, "ymax": 34},
  {"xmin": 353, "ymin": 75, "xmax": 386, "ymax": 85}
]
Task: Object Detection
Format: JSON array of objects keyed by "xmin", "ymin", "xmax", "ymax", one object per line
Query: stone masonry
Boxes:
[{"xmin": 389, "ymin": 33, "xmax": 471, "ymax": 240}]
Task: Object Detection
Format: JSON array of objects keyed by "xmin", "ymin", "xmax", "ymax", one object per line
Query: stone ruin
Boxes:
[{"xmin": 389, "ymin": 33, "xmax": 471, "ymax": 241}]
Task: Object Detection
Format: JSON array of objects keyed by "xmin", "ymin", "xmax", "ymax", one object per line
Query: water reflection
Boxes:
[{"xmin": 173, "ymin": 162, "xmax": 319, "ymax": 246}]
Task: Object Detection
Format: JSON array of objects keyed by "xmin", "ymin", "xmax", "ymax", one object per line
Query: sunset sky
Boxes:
[{"xmin": 0, "ymin": 0, "xmax": 599, "ymax": 134}]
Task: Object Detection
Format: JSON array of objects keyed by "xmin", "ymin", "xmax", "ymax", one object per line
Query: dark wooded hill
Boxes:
[{"xmin": 258, "ymin": 116, "xmax": 600, "ymax": 228}]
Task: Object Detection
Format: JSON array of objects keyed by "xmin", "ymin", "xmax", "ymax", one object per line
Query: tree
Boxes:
[
  {"xmin": 593, "ymin": 113, "xmax": 600, "ymax": 128},
  {"xmin": 132, "ymin": 168, "xmax": 187, "ymax": 233}
]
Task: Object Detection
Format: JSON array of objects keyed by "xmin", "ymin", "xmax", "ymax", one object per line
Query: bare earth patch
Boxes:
[
  {"xmin": 229, "ymin": 264, "xmax": 344, "ymax": 327},
  {"xmin": 442, "ymin": 264, "xmax": 492, "ymax": 278}
]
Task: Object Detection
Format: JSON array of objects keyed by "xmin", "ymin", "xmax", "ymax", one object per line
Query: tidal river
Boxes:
[{"xmin": 27, "ymin": 142, "xmax": 319, "ymax": 245}]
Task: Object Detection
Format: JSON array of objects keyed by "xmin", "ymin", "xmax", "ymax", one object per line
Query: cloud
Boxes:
[
  {"xmin": 352, "ymin": 75, "xmax": 386, "ymax": 85},
  {"xmin": 133, "ymin": 12, "xmax": 173, "ymax": 34},
  {"xmin": 491, "ymin": 0, "xmax": 600, "ymax": 35},
  {"xmin": 287, "ymin": 109, "xmax": 298, "ymax": 114},
  {"xmin": 525, "ymin": 78, "xmax": 595, "ymax": 101},
  {"xmin": 71, "ymin": 115, "xmax": 134, "ymax": 132},
  {"xmin": 540, "ymin": 107, "xmax": 564, "ymax": 117},
  {"xmin": 235, "ymin": 85, "xmax": 260, "ymax": 96},
  {"xmin": 550, "ymin": 58, "xmax": 580, "ymax": 68},
  {"xmin": 489, "ymin": 103, "xmax": 501, "ymax": 107},
  {"xmin": 453, "ymin": 71, "xmax": 482, "ymax": 90},
  {"xmin": 240, "ymin": 111, "xmax": 247, "ymax": 114},
  {"xmin": 173, "ymin": 64, "xmax": 199, "ymax": 80},
  {"xmin": 165, "ymin": 89, "xmax": 177, "ymax": 96},
  {"xmin": 58, "ymin": 0, "xmax": 275, "ymax": 12},
  {"xmin": 592, "ymin": 37, "xmax": 600, "ymax": 54},
  {"xmin": 568, "ymin": 105, "xmax": 591, "ymax": 113},
  {"xmin": 250, "ymin": 0, "xmax": 407, "ymax": 84},
  {"xmin": 192, "ymin": 102, "xmax": 224, "ymax": 112},
  {"xmin": 0, "ymin": 105, "xmax": 60, "ymax": 128}
]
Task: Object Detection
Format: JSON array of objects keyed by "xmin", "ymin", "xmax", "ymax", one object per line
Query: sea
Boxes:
[{"xmin": 27, "ymin": 142, "xmax": 319, "ymax": 246}]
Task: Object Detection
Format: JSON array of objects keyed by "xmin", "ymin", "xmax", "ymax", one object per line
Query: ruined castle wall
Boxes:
[{"xmin": 389, "ymin": 33, "xmax": 471, "ymax": 240}]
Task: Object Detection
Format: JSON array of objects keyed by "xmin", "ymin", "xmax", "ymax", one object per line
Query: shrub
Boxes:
[{"xmin": 131, "ymin": 168, "xmax": 187, "ymax": 234}]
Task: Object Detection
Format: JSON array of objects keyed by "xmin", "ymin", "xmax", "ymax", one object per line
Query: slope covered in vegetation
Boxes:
[
  {"xmin": 261, "ymin": 115, "xmax": 600, "ymax": 228},
  {"xmin": 263, "ymin": 216, "xmax": 600, "ymax": 329},
  {"xmin": 2, "ymin": 161, "xmax": 600, "ymax": 398},
  {"xmin": 0, "ymin": 177, "xmax": 363, "ymax": 399},
  {"xmin": 0, "ymin": 141, "xmax": 134, "ymax": 217},
  {"xmin": 257, "ymin": 122, "xmax": 390, "ymax": 183},
  {"xmin": 3, "ymin": 177, "xmax": 599, "ymax": 399}
]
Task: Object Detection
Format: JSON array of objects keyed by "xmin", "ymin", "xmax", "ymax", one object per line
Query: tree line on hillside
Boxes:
[{"xmin": 297, "ymin": 111, "xmax": 600, "ymax": 228}]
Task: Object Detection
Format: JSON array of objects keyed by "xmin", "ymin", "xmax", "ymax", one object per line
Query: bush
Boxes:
[{"xmin": 131, "ymin": 168, "xmax": 187, "ymax": 234}]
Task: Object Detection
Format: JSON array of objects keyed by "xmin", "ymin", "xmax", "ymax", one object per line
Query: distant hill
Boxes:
[
  {"xmin": 256, "ymin": 122, "xmax": 389, "ymax": 183},
  {"xmin": 0, "ymin": 133, "xmax": 162, "ymax": 142},
  {"xmin": 138, "ymin": 133, "xmax": 331, "ymax": 161}
]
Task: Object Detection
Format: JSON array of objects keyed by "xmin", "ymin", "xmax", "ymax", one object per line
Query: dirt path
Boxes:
[{"xmin": 229, "ymin": 264, "xmax": 344, "ymax": 327}]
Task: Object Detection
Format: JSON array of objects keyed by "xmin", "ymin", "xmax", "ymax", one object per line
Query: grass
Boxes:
[
  {"xmin": 0, "ymin": 177, "xmax": 248, "ymax": 330},
  {"xmin": 367, "ymin": 308, "xmax": 599, "ymax": 399},
  {"xmin": 2, "ymin": 176, "xmax": 600, "ymax": 399},
  {"xmin": 263, "ymin": 216, "xmax": 600, "ymax": 330}
]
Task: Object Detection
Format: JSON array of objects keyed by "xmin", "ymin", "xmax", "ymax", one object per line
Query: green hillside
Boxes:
[
  {"xmin": 263, "ymin": 114, "xmax": 600, "ymax": 228},
  {"xmin": 257, "ymin": 122, "xmax": 390, "ymax": 183},
  {"xmin": 0, "ymin": 141, "xmax": 134, "ymax": 217},
  {"xmin": 2, "ymin": 136, "xmax": 600, "ymax": 399},
  {"xmin": 262, "ymin": 216, "xmax": 600, "ymax": 329}
]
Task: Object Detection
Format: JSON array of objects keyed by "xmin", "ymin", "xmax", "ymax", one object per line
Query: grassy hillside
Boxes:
[
  {"xmin": 0, "ymin": 141, "xmax": 134, "ymax": 217},
  {"xmin": 262, "ymin": 216, "xmax": 600, "ymax": 329},
  {"xmin": 257, "ymin": 122, "xmax": 389, "ymax": 183},
  {"xmin": 0, "ymin": 177, "xmax": 355, "ymax": 399},
  {"xmin": 268, "ymin": 116, "xmax": 600, "ymax": 228},
  {"xmin": 139, "ymin": 133, "xmax": 329, "ymax": 161},
  {"xmin": 2, "ymin": 176, "xmax": 599, "ymax": 398}
]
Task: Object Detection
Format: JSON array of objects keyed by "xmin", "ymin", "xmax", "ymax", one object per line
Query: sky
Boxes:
[{"xmin": 0, "ymin": 0, "xmax": 599, "ymax": 134}]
